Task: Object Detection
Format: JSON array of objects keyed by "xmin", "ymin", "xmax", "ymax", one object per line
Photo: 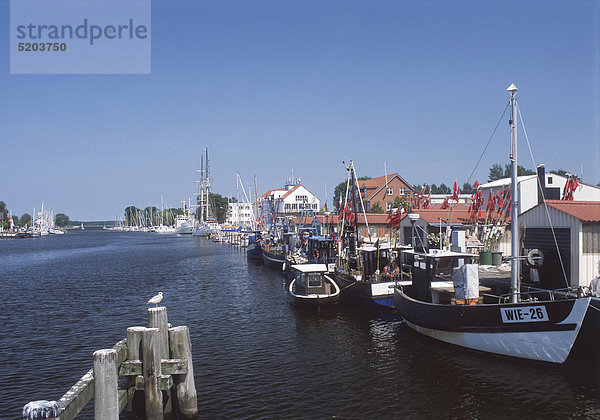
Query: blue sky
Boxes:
[{"xmin": 2, "ymin": 0, "xmax": 599, "ymax": 220}]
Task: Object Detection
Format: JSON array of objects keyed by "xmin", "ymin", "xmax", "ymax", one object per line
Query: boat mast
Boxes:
[{"xmin": 507, "ymin": 83, "xmax": 520, "ymax": 303}]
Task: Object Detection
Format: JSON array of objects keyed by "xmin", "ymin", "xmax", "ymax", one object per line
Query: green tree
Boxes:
[
  {"xmin": 209, "ymin": 193, "xmax": 230, "ymax": 223},
  {"xmin": 144, "ymin": 206, "xmax": 159, "ymax": 226},
  {"xmin": 20, "ymin": 213, "xmax": 32, "ymax": 227},
  {"xmin": 462, "ymin": 182, "xmax": 474, "ymax": 194},
  {"xmin": 55, "ymin": 213, "xmax": 70, "ymax": 227},
  {"xmin": 488, "ymin": 164, "xmax": 504, "ymax": 182},
  {"xmin": 504, "ymin": 164, "xmax": 535, "ymax": 177},
  {"xmin": 393, "ymin": 195, "xmax": 411, "ymax": 213},
  {"xmin": 370, "ymin": 202, "xmax": 384, "ymax": 214},
  {"xmin": 430, "ymin": 183, "xmax": 451, "ymax": 194},
  {"xmin": 489, "ymin": 163, "xmax": 535, "ymax": 182},
  {"xmin": 333, "ymin": 181, "xmax": 346, "ymax": 211},
  {"xmin": 550, "ymin": 169, "xmax": 568, "ymax": 176},
  {"xmin": 332, "ymin": 176, "xmax": 371, "ymax": 211},
  {"xmin": 0, "ymin": 201, "xmax": 8, "ymax": 229},
  {"xmin": 125, "ymin": 206, "xmax": 140, "ymax": 226}
]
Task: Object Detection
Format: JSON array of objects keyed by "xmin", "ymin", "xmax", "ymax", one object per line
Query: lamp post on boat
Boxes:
[{"xmin": 507, "ymin": 83, "xmax": 520, "ymax": 304}]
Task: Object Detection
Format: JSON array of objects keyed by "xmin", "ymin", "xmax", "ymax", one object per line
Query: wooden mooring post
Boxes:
[{"xmin": 22, "ymin": 306, "xmax": 199, "ymax": 419}]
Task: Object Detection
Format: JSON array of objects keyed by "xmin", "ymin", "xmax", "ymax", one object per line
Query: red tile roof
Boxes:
[
  {"xmin": 545, "ymin": 200, "xmax": 600, "ymax": 222},
  {"xmin": 407, "ymin": 205, "xmax": 472, "ymax": 224},
  {"xmin": 358, "ymin": 174, "xmax": 393, "ymax": 189}
]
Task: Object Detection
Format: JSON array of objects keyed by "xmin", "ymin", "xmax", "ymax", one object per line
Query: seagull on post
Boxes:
[{"xmin": 146, "ymin": 292, "xmax": 163, "ymax": 307}]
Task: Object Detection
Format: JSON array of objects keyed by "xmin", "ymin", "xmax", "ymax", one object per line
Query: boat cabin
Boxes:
[
  {"xmin": 290, "ymin": 264, "xmax": 334, "ymax": 296},
  {"xmin": 306, "ymin": 236, "xmax": 336, "ymax": 265},
  {"xmin": 401, "ymin": 250, "xmax": 492, "ymax": 304},
  {"xmin": 357, "ymin": 244, "xmax": 408, "ymax": 281}
]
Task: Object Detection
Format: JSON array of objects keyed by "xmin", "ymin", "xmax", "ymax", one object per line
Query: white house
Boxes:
[{"xmin": 258, "ymin": 177, "xmax": 321, "ymax": 219}]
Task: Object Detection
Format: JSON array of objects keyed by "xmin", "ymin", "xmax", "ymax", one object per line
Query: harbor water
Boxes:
[{"xmin": 1, "ymin": 230, "xmax": 599, "ymax": 418}]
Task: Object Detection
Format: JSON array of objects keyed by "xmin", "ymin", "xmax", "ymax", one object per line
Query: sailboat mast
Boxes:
[{"xmin": 508, "ymin": 83, "xmax": 520, "ymax": 303}]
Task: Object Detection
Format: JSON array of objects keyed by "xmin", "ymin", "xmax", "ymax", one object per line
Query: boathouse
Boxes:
[{"xmin": 519, "ymin": 200, "xmax": 600, "ymax": 289}]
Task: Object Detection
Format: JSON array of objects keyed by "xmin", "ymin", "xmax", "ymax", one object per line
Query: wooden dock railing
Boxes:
[{"xmin": 23, "ymin": 306, "xmax": 198, "ymax": 420}]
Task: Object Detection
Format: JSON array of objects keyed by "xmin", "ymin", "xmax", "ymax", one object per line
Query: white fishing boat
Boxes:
[{"xmin": 288, "ymin": 264, "xmax": 340, "ymax": 306}]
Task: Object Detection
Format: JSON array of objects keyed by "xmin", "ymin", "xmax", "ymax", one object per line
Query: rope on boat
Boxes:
[
  {"xmin": 465, "ymin": 101, "xmax": 509, "ymax": 185},
  {"xmin": 518, "ymin": 105, "xmax": 569, "ymax": 289}
]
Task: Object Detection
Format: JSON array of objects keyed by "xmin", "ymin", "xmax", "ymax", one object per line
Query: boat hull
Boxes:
[
  {"xmin": 394, "ymin": 287, "xmax": 591, "ymax": 364},
  {"xmin": 262, "ymin": 250, "xmax": 285, "ymax": 269},
  {"xmin": 288, "ymin": 276, "xmax": 340, "ymax": 307},
  {"xmin": 334, "ymin": 271, "xmax": 396, "ymax": 308},
  {"xmin": 246, "ymin": 243, "xmax": 263, "ymax": 262}
]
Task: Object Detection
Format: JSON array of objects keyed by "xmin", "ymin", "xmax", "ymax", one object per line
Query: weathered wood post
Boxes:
[
  {"xmin": 125, "ymin": 326, "xmax": 145, "ymax": 415},
  {"xmin": 93, "ymin": 349, "xmax": 119, "ymax": 420},
  {"xmin": 148, "ymin": 306, "xmax": 172, "ymax": 415},
  {"xmin": 148, "ymin": 306, "xmax": 169, "ymax": 359},
  {"xmin": 142, "ymin": 327, "xmax": 163, "ymax": 420},
  {"xmin": 22, "ymin": 401, "xmax": 59, "ymax": 420},
  {"xmin": 169, "ymin": 326, "xmax": 198, "ymax": 418}
]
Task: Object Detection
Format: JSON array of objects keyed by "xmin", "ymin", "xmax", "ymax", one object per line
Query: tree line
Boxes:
[{"xmin": 0, "ymin": 201, "xmax": 70, "ymax": 229}]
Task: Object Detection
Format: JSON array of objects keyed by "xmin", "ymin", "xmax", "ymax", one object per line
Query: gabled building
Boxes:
[
  {"xmin": 258, "ymin": 176, "xmax": 321, "ymax": 218},
  {"xmin": 356, "ymin": 173, "xmax": 413, "ymax": 212}
]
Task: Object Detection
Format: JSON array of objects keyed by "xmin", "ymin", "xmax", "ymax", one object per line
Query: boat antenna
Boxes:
[{"xmin": 507, "ymin": 83, "xmax": 520, "ymax": 303}]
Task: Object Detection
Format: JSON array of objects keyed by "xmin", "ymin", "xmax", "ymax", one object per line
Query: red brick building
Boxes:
[{"xmin": 357, "ymin": 173, "xmax": 413, "ymax": 212}]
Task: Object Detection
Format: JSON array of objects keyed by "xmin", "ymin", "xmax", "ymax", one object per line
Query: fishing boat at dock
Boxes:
[
  {"xmin": 287, "ymin": 264, "xmax": 340, "ymax": 306},
  {"xmin": 333, "ymin": 161, "xmax": 408, "ymax": 308},
  {"xmin": 393, "ymin": 84, "xmax": 600, "ymax": 364}
]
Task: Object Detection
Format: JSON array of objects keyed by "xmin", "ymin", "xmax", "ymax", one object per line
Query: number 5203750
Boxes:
[{"xmin": 18, "ymin": 42, "xmax": 67, "ymax": 52}]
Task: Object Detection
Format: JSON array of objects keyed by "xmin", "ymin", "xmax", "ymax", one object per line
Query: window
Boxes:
[
  {"xmin": 583, "ymin": 223, "xmax": 600, "ymax": 253},
  {"xmin": 387, "ymin": 188, "xmax": 393, "ymax": 195},
  {"xmin": 386, "ymin": 202, "xmax": 393, "ymax": 211},
  {"xmin": 548, "ymin": 177, "xmax": 553, "ymax": 185},
  {"xmin": 285, "ymin": 204, "xmax": 291, "ymax": 210},
  {"xmin": 312, "ymin": 204, "xmax": 317, "ymax": 209},
  {"xmin": 399, "ymin": 187, "xmax": 406, "ymax": 195},
  {"xmin": 363, "ymin": 186, "xmax": 368, "ymax": 198},
  {"xmin": 308, "ymin": 273, "xmax": 322, "ymax": 287},
  {"xmin": 296, "ymin": 195, "xmax": 308, "ymax": 202}
]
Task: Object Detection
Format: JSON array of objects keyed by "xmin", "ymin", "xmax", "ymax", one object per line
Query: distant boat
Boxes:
[{"xmin": 287, "ymin": 264, "xmax": 340, "ymax": 306}]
